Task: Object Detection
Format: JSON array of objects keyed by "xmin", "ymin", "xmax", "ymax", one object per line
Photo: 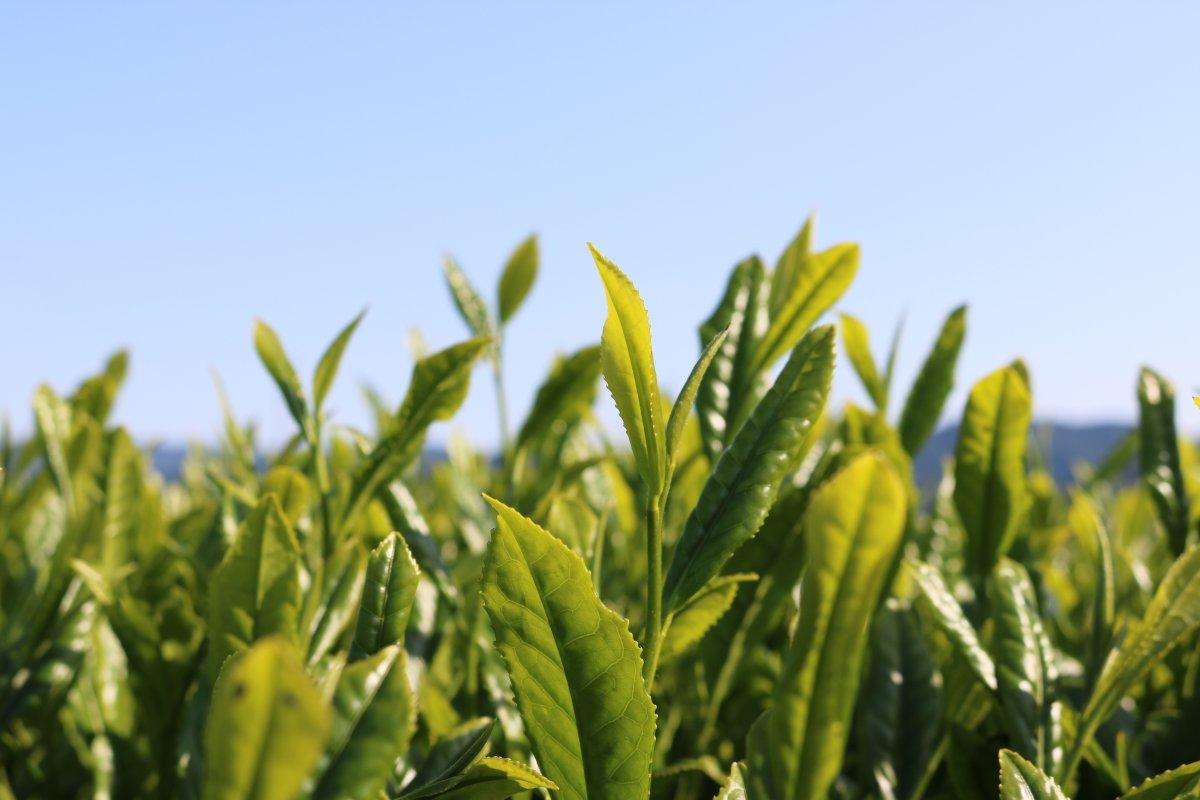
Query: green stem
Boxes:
[
  {"xmin": 642, "ymin": 497, "xmax": 665, "ymax": 686},
  {"xmin": 492, "ymin": 346, "xmax": 511, "ymax": 459},
  {"xmin": 309, "ymin": 417, "xmax": 335, "ymax": 557}
]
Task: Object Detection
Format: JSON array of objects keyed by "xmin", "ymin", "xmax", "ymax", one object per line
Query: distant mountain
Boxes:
[
  {"xmin": 150, "ymin": 422, "xmax": 1137, "ymax": 489},
  {"xmin": 911, "ymin": 422, "xmax": 1134, "ymax": 489}
]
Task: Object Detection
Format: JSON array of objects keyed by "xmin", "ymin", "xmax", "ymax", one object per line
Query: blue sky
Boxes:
[{"xmin": 3, "ymin": 4, "xmax": 1197, "ymax": 446}]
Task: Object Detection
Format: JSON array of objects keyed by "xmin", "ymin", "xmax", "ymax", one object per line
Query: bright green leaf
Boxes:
[
  {"xmin": 591, "ymin": 242, "xmax": 667, "ymax": 497},
  {"xmin": 341, "ymin": 336, "xmax": 490, "ymax": 526},
  {"xmin": 254, "ymin": 320, "xmax": 309, "ymax": 432},
  {"xmin": 442, "ymin": 256, "xmax": 494, "ymax": 339},
  {"xmin": 840, "ymin": 313, "xmax": 886, "ymax": 410},
  {"xmin": 480, "ymin": 496, "xmax": 655, "ymax": 800},
  {"xmin": 661, "ymin": 573, "xmax": 756, "ymax": 663},
  {"xmin": 954, "ymin": 363, "xmax": 1031, "ymax": 586},
  {"xmin": 753, "ymin": 242, "xmax": 859, "ymax": 374}
]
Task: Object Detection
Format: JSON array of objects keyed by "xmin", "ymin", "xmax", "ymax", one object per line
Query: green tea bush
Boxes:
[{"xmin": 2, "ymin": 221, "xmax": 1198, "ymax": 799}]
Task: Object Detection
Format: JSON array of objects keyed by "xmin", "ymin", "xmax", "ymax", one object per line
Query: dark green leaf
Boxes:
[
  {"xmin": 898, "ymin": 305, "xmax": 966, "ymax": 456},
  {"xmin": 1138, "ymin": 366, "xmax": 1190, "ymax": 555},
  {"xmin": 696, "ymin": 256, "xmax": 769, "ymax": 464},
  {"xmin": 350, "ymin": 532, "xmax": 420, "ymax": 661},
  {"xmin": 663, "ymin": 325, "xmax": 834, "ymax": 614}
]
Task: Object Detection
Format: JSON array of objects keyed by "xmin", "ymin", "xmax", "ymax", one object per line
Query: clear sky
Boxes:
[{"xmin": 3, "ymin": 4, "xmax": 1198, "ymax": 447}]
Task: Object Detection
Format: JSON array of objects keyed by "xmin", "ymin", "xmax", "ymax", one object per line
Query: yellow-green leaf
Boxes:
[
  {"xmin": 498, "ymin": 235, "xmax": 539, "ymax": 325},
  {"xmin": 313, "ymin": 309, "xmax": 366, "ymax": 412},
  {"xmin": 207, "ymin": 496, "xmax": 303, "ymax": 677},
  {"xmin": 752, "ymin": 452, "xmax": 907, "ymax": 800},
  {"xmin": 954, "ymin": 363, "xmax": 1031, "ymax": 586},
  {"xmin": 753, "ymin": 242, "xmax": 859, "ymax": 374},
  {"xmin": 310, "ymin": 645, "xmax": 415, "ymax": 800},
  {"xmin": 661, "ymin": 573, "xmax": 756, "ymax": 663},
  {"xmin": 442, "ymin": 256, "xmax": 494, "ymax": 339},
  {"xmin": 999, "ymin": 750, "xmax": 1067, "ymax": 800},
  {"xmin": 341, "ymin": 336, "xmax": 489, "ymax": 527},
  {"xmin": 202, "ymin": 637, "xmax": 331, "ymax": 800},
  {"xmin": 480, "ymin": 496, "xmax": 655, "ymax": 800},
  {"xmin": 1063, "ymin": 544, "xmax": 1200, "ymax": 784},
  {"xmin": 591, "ymin": 242, "xmax": 667, "ymax": 497},
  {"xmin": 840, "ymin": 313, "xmax": 886, "ymax": 410},
  {"xmin": 254, "ymin": 320, "xmax": 309, "ymax": 432}
]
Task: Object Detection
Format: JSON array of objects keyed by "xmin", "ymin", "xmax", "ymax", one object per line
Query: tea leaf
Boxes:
[
  {"xmin": 1138, "ymin": 366, "xmax": 1190, "ymax": 555},
  {"xmin": 665, "ymin": 327, "xmax": 728, "ymax": 468},
  {"xmin": 955, "ymin": 363, "xmax": 1031, "ymax": 585},
  {"xmin": 696, "ymin": 256, "xmax": 769, "ymax": 463},
  {"xmin": 998, "ymin": 750, "xmax": 1067, "ymax": 800},
  {"xmin": 752, "ymin": 452, "xmax": 907, "ymax": 800},
  {"xmin": 442, "ymin": 256, "xmax": 494, "ymax": 338},
  {"xmin": 898, "ymin": 305, "xmax": 966, "ymax": 456},
  {"xmin": 254, "ymin": 319, "xmax": 309, "ymax": 431},
  {"xmin": 516, "ymin": 345, "xmax": 602, "ymax": 452},
  {"xmin": 840, "ymin": 313, "xmax": 886, "ymax": 410},
  {"xmin": 990, "ymin": 559, "xmax": 1062, "ymax": 776},
  {"xmin": 1066, "ymin": 544, "xmax": 1200, "ymax": 783},
  {"xmin": 207, "ymin": 496, "xmax": 303, "ymax": 677},
  {"xmin": 401, "ymin": 717, "xmax": 495, "ymax": 796},
  {"xmin": 754, "ymin": 243, "xmax": 859, "ymax": 374},
  {"xmin": 341, "ymin": 336, "xmax": 489, "ymax": 526},
  {"xmin": 310, "ymin": 645, "xmax": 415, "ymax": 800},
  {"xmin": 1120, "ymin": 761, "xmax": 1200, "ymax": 799},
  {"xmin": 663, "ymin": 325, "xmax": 834, "ymax": 614},
  {"xmin": 480, "ymin": 496, "xmax": 655, "ymax": 800},
  {"xmin": 202, "ymin": 637, "xmax": 331, "ymax": 800},
  {"xmin": 906, "ymin": 559, "xmax": 998, "ymax": 691},
  {"xmin": 660, "ymin": 573, "xmax": 756, "ymax": 663},
  {"xmin": 857, "ymin": 600, "xmax": 941, "ymax": 800},
  {"xmin": 591, "ymin": 242, "xmax": 667, "ymax": 497},
  {"xmin": 350, "ymin": 532, "xmax": 420, "ymax": 661},
  {"xmin": 313, "ymin": 309, "xmax": 366, "ymax": 412},
  {"xmin": 498, "ymin": 235, "xmax": 539, "ymax": 324}
]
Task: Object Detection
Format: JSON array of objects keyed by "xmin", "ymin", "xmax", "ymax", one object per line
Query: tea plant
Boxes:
[{"xmin": 1, "ymin": 222, "xmax": 1199, "ymax": 799}]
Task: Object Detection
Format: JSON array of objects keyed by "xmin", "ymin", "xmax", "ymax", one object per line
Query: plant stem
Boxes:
[
  {"xmin": 642, "ymin": 497, "xmax": 665, "ymax": 686},
  {"xmin": 310, "ymin": 417, "xmax": 335, "ymax": 557},
  {"xmin": 492, "ymin": 349, "xmax": 511, "ymax": 459}
]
